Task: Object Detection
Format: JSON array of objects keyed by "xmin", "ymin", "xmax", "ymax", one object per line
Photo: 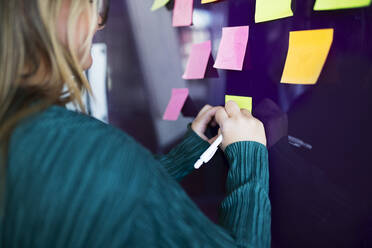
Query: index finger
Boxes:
[
  {"xmin": 225, "ymin": 100, "xmax": 241, "ymax": 117},
  {"xmin": 241, "ymin": 108, "xmax": 252, "ymax": 118},
  {"xmin": 195, "ymin": 106, "xmax": 220, "ymax": 127},
  {"xmin": 215, "ymin": 107, "xmax": 229, "ymax": 126},
  {"xmin": 196, "ymin": 104, "xmax": 213, "ymax": 118}
]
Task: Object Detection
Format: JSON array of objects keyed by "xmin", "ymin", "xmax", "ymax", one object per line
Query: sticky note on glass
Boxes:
[
  {"xmin": 314, "ymin": 0, "xmax": 371, "ymax": 10},
  {"xmin": 201, "ymin": 0, "xmax": 220, "ymax": 3},
  {"xmin": 163, "ymin": 88, "xmax": 189, "ymax": 121},
  {"xmin": 225, "ymin": 95, "xmax": 252, "ymax": 112},
  {"xmin": 151, "ymin": 0, "xmax": 170, "ymax": 11},
  {"xmin": 214, "ymin": 26, "xmax": 249, "ymax": 71},
  {"xmin": 182, "ymin": 41, "xmax": 211, "ymax": 80},
  {"xmin": 281, "ymin": 29, "xmax": 334, "ymax": 85},
  {"xmin": 255, "ymin": 0, "xmax": 293, "ymax": 23},
  {"xmin": 173, "ymin": 0, "xmax": 194, "ymax": 27}
]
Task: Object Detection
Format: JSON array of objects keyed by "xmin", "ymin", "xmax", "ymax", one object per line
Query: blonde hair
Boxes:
[{"xmin": 0, "ymin": 0, "xmax": 98, "ymax": 207}]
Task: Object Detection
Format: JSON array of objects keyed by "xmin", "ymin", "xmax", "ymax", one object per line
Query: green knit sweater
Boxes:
[{"xmin": 1, "ymin": 105, "xmax": 270, "ymax": 247}]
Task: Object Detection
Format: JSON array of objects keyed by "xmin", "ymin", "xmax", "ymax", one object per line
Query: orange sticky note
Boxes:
[
  {"xmin": 281, "ymin": 29, "xmax": 334, "ymax": 85},
  {"xmin": 183, "ymin": 41, "xmax": 212, "ymax": 80},
  {"xmin": 163, "ymin": 88, "xmax": 189, "ymax": 121},
  {"xmin": 173, "ymin": 0, "xmax": 194, "ymax": 27},
  {"xmin": 214, "ymin": 26, "xmax": 249, "ymax": 71}
]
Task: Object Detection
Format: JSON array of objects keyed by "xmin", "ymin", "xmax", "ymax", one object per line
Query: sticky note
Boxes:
[
  {"xmin": 173, "ymin": 0, "xmax": 194, "ymax": 27},
  {"xmin": 214, "ymin": 26, "xmax": 249, "ymax": 71},
  {"xmin": 255, "ymin": 0, "xmax": 293, "ymax": 23},
  {"xmin": 183, "ymin": 41, "xmax": 212, "ymax": 80},
  {"xmin": 151, "ymin": 0, "xmax": 170, "ymax": 11},
  {"xmin": 314, "ymin": 0, "xmax": 371, "ymax": 10},
  {"xmin": 163, "ymin": 88, "xmax": 189, "ymax": 121},
  {"xmin": 225, "ymin": 95, "xmax": 253, "ymax": 112},
  {"xmin": 281, "ymin": 29, "xmax": 334, "ymax": 85},
  {"xmin": 201, "ymin": 0, "xmax": 220, "ymax": 3}
]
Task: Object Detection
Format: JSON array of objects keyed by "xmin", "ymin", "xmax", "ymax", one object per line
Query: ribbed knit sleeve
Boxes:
[
  {"xmin": 154, "ymin": 125, "xmax": 210, "ymax": 181},
  {"xmin": 126, "ymin": 141, "xmax": 271, "ymax": 248},
  {"xmin": 220, "ymin": 141, "xmax": 271, "ymax": 247}
]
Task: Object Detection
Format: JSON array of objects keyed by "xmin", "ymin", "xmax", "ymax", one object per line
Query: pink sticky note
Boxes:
[
  {"xmin": 163, "ymin": 88, "xmax": 189, "ymax": 121},
  {"xmin": 182, "ymin": 41, "xmax": 212, "ymax": 80},
  {"xmin": 214, "ymin": 26, "xmax": 249, "ymax": 71},
  {"xmin": 172, "ymin": 0, "xmax": 194, "ymax": 27}
]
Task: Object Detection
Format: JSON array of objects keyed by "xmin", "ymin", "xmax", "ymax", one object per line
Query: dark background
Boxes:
[{"xmin": 94, "ymin": 0, "xmax": 372, "ymax": 247}]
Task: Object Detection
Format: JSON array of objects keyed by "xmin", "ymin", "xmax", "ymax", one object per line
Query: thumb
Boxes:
[
  {"xmin": 198, "ymin": 107, "xmax": 219, "ymax": 127},
  {"xmin": 193, "ymin": 106, "xmax": 219, "ymax": 134},
  {"xmin": 208, "ymin": 135, "xmax": 218, "ymax": 144}
]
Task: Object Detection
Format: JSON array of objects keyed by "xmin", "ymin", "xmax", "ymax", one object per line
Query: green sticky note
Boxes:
[
  {"xmin": 314, "ymin": 0, "xmax": 371, "ymax": 10},
  {"xmin": 225, "ymin": 95, "xmax": 252, "ymax": 112},
  {"xmin": 151, "ymin": 0, "xmax": 171, "ymax": 11},
  {"xmin": 255, "ymin": 0, "xmax": 293, "ymax": 23}
]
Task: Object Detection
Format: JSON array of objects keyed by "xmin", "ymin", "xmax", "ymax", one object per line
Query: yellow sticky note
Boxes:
[
  {"xmin": 281, "ymin": 29, "xmax": 334, "ymax": 85},
  {"xmin": 201, "ymin": 0, "xmax": 220, "ymax": 3},
  {"xmin": 314, "ymin": 0, "xmax": 371, "ymax": 10},
  {"xmin": 225, "ymin": 95, "xmax": 252, "ymax": 112},
  {"xmin": 255, "ymin": 0, "xmax": 293, "ymax": 23},
  {"xmin": 151, "ymin": 0, "xmax": 170, "ymax": 11}
]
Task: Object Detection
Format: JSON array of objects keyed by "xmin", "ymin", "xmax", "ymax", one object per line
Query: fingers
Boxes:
[
  {"xmin": 225, "ymin": 100, "xmax": 241, "ymax": 117},
  {"xmin": 215, "ymin": 107, "xmax": 229, "ymax": 126},
  {"xmin": 197, "ymin": 104, "xmax": 212, "ymax": 117},
  {"xmin": 241, "ymin": 108, "xmax": 252, "ymax": 117},
  {"xmin": 197, "ymin": 106, "xmax": 219, "ymax": 127},
  {"xmin": 192, "ymin": 105, "xmax": 220, "ymax": 141}
]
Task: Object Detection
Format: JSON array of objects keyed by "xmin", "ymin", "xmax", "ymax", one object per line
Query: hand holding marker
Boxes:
[{"xmin": 192, "ymin": 101, "xmax": 267, "ymax": 169}]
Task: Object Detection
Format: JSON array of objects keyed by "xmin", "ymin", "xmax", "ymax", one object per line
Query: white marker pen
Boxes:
[{"xmin": 194, "ymin": 134, "xmax": 223, "ymax": 169}]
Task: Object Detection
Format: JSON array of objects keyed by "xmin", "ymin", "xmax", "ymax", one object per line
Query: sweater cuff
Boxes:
[
  {"xmin": 224, "ymin": 141, "xmax": 269, "ymax": 194},
  {"xmin": 178, "ymin": 124, "xmax": 211, "ymax": 161},
  {"xmin": 161, "ymin": 124, "xmax": 211, "ymax": 176}
]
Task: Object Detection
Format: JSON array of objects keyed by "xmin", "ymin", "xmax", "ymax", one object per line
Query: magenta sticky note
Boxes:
[
  {"xmin": 163, "ymin": 88, "xmax": 189, "ymax": 121},
  {"xmin": 182, "ymin": 41, "xmax": 212, "ymax": 80},
  {"xmin": 214, "ymin": 26, "xmax": 250, "ymax": 71},
  {"xmin": 172, "ymin": 0, "xmax": 194, "ymax": 27}
]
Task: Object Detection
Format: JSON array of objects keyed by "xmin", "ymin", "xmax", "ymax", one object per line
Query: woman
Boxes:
[{"xmin": 0, "ymin": 0, "xmax": 271, "ymax": 247}]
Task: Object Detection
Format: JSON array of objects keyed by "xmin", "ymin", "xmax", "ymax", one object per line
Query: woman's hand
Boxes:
[
  {"xmin": 215, "ymin": 101, "xmax": 267, "ymax": 151},
  {"xmin": 191, "ymin": 105, "xmax": 220, "ymax": 144}
]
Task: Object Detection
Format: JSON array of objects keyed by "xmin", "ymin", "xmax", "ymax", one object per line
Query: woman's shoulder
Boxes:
[
  {"xmin": 19, "ymin": 104, "xmax": 116, "ymax": 133},
  {"xmin": 8, "ymin": 103, "xmax": 155, "ymax": 202},
  {"xmin": 13, "ymin": 104, "xmax": 131, "ymax": 147},
  {"xmin": 5, "ymin": 105, "xmax": 155, "ymax": 240},
  {"xmin": 9, "ymin": 104, "xmax": 154, "ymax": 177}
]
